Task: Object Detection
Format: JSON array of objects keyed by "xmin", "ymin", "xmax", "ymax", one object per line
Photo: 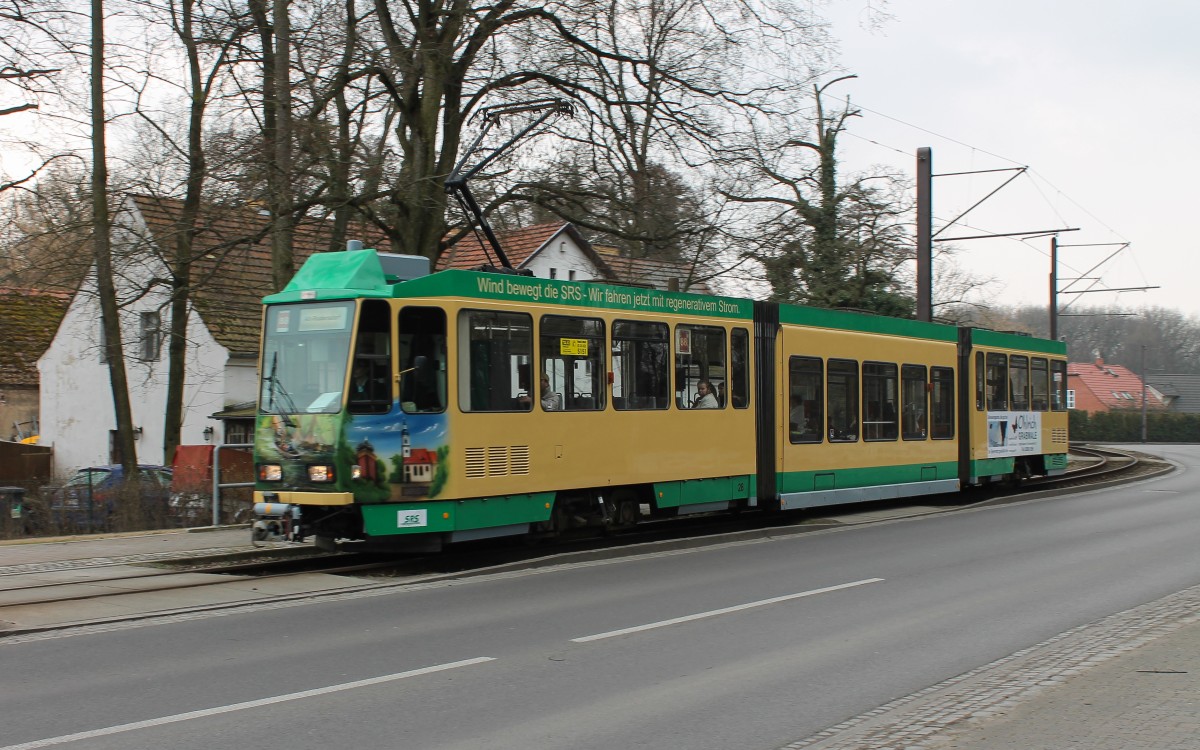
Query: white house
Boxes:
[{"xmin": 36, "ymin": 195, "xmax": 291, "ymax": 475}]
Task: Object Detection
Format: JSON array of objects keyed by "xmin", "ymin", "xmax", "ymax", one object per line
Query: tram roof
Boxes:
[
  {"xmin": 967, "ymin": 327, "xmax": 1066, "ymax": 356},
  {"xmin": 264, "ymin": 251, "xmax": 1061, "ymax": 349}
]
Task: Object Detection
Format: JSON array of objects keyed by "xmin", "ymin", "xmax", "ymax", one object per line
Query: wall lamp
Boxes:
[{"xmin": 203, "ymin": 425, "xmax": 215, "ymax": 442}]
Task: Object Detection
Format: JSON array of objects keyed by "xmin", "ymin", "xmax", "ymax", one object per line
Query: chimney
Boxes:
[{"xmin": 1094, "ymin": 357, "xmax": 1104, "ymax": 369}]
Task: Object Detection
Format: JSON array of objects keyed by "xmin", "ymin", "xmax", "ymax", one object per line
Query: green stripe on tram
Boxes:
[
  {"xmin": 361, "ymin": 492, "xmax": 555, "ymax": 536},
  {"xmin": 776, "ymin": 461, "xmax": 959, "ymax": 494},
  {"xmin": 395, "ymin": 270, "xmax": 755, "ymax": 320}
]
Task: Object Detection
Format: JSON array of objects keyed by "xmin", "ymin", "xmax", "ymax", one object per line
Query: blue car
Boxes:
[{"xmin": 47, "ymin": 465, "xmax": 173, "ymax": 531}]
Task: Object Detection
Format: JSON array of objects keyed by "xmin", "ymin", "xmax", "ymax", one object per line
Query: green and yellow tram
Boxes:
[{"xmin": 253, "ymin": 248, "xmax": 1068, "ymax": 549}]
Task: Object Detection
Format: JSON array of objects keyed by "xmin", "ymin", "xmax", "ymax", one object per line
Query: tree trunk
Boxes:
[
  {"xmin": 162, "ymin": 0, "xmax": 207, "ymax": 464},
  {"xmin": 91, "ymin": 0, "xmax": 138, "ymax": 473}
]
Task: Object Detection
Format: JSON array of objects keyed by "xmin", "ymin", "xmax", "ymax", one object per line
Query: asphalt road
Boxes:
[{"xmin": 3, "ymin": 445, "xmax": 1198, "ymax": 750}]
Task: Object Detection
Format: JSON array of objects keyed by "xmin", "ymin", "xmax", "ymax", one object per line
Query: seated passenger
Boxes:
[
  {"xmin": 519, "ymin": 374, "xmax": 561, "ymax": 411},
  {"xmin": 693, "ymin": 379, "xmax": 719, "ymax": 409},
  {"xmin": 540, "ymin": 374, "xmax": 562, "ymax": 411}
]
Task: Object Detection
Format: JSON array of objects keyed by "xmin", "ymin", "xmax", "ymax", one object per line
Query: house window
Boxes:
[
  {"xmin": 225, "ymin": 420, "xmax": 253, "ymax": 444},
  {"xmin": 140, "ymin": 311, "xmax": 161, "ymax": 361},
  {"xmin": 569, "ymin": 269, "xmax": 576, "ymax": 281},
  {"xmin": 549, "ymin": 268, "xmax": 558, "ymax": 279},
  {"xmin": 1067, "ymin": 389, "xmax": 1076, "ymax": 409}
]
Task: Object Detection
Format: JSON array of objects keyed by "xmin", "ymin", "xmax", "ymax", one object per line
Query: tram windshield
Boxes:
[{"xmin": 259, "ymin": 301, "xmax": 355, "ymax": 415}]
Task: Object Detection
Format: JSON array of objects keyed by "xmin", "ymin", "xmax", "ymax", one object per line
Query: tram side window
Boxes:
[
  {"xmin": 730, "ymin": 328, "xmax": 750, "ymax": 408},
  {"xmin": 458, "ymin": 310, "xmax": 533, "ymax": 412},
  {"xmin": 399, "ymin": 306, "xmax": 446, "ymax": 414},
  {"xmin": 540, "ymin": 315, "xmax": 605, "ymax": 411},
  {"xmin": 975, "ymin": 352, "xmax": 985, "ymax": 410},
  {"xmin": 828, "ymin": 359, "xmax": 859, "ymax": 442},
  {"xmin": 348, "ymin": 299, "xmax": 393, "ymax": 415},
  {"xmin": 789, "ymin": 356, "xmax": 823, "ymax": 443},
  {"xmin": 863, "ymin": 362, "xmax": 898, "ymax": 441},
  {"xmin": 930, "ymin": 366, "xmax": 955, "ymax": 439},
  {"xmin": 1009, "ymin": 355, "xmax": 1030, "ymax": 411},
  {"xmin": 675, "ymin": 324, "xmax": 726, "ymax": 409},
  {"xmin": 612, "ymin": 321, "xmax": 669, "ymax": 410},
  {"xmin": 1051, "ymin": 360, "xmax": 1068, "ymax": 411},
  {"xmin": 1031, "ymin": 358, "xmax": 1050, "ymax": 411},
  {"xmin": 986, "ymin": 353, "xmax": 1008, "ymax": 411},
  {"xmin": 901, "ymin": 364, "xmax": 928, "ymax": 440}
]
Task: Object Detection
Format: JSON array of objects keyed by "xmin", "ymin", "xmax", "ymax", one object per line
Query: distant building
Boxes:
[
  {"xmin": 1145, "ymin": 374, "xmax": 1200, "ymax": 414},
  {"xmin": 0, "ymin": 287, "xmax": 72, "ymax": 443},
  {"xmin": 1067, "ymin": 357, "xmax": 1166, "ymax": 413},
  {"xmin": 440, "ymin": 221, "xmax": 714, "ymax": 294}
]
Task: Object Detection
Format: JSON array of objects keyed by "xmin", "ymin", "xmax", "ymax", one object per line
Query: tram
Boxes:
[{"xmin": 252, "ymin": 248, "xmax": 1068, "ymax": 550}]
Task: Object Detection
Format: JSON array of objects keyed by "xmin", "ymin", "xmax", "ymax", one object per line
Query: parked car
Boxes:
[{"xmin": 45, "ymin": 465, "xmax": 173, "ymax": 531}]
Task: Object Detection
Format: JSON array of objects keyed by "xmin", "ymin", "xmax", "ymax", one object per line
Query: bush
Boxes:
[{"xmin": 1069, "ymin": 409, "xmax": 1200, "ymax": 442}]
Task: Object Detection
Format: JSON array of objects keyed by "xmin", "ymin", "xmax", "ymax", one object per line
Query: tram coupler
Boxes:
[{"xmin": 251, "ymin": 501, "xmax": 303, "ymax": 545}]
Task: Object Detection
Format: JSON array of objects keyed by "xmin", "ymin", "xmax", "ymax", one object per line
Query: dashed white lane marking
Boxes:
[
  {"xmin": 1, "ymin": 657, "xmax": 496, "ymax": 750},
  {"xmin": 571, "ymin": 577, "xmax": 885, "ymax": 643}
]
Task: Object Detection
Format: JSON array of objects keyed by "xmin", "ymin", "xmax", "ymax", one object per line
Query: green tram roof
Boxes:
[
  {"xmin": 778, "ymin": 305, "xmax": 957, "ymax": 342},
  {"xmin": 263, "ymin": 250, "xmax": 1058, "ymax": 349},
  {"xmin": 967, "ymin": 327, "xmax": 1066, "ymax": 356},
  {"xmin": 265, "ymin": 252, "xmax": 755, "ymax": 322}
]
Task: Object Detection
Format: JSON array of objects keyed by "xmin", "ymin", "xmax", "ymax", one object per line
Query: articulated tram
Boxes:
[{"xmin": 252, "ymin": 249, "xmax": 1068, "ymax": 550}]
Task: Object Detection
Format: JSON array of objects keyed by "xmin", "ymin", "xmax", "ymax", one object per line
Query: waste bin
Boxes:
[{"xmin": 0, "ymin": 487, "xmax": 27, "ymax": 536}]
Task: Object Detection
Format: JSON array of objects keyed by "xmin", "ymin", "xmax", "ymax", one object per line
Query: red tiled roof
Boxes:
[
  {"xmin": 129, "ymin": 196, "xmax": 379, "ymax": 355},
  {"xmin": 594, "ymin": 246, "xmax": 714, "ymax": 295},
  {"xmin": 1068, "ymin": 358, "xmax": 1165, "ymax": 412},
  {"xmin": 0, "ymin": 287, "xmax": 72, "ymax": 387},
  {"xmin": 437, "ymin": 222, "xmax": 570, "ymax": 271}
]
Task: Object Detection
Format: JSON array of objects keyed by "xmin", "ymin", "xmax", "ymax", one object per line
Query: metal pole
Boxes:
[
  {"xmin": 916, "ymin": 147, "xmax": 932, "ymax": 322},
  {"xmin": 1141, "ymin": 345, "xmax": 1148, "ymax": 443},
  {"xmin": 1049, "ymin": 236, "xmax": 1058, "ymax": 341}
]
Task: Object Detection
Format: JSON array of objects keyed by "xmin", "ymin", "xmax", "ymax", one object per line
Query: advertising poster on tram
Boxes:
[{"xmin": 986, "ymin": 412, "xmax": 1042, "ymax": 457}]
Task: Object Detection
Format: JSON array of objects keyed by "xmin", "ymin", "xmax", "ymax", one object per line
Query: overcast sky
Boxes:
[{"xmin": 823, "ymin": 0, "xmax": 1198, "ymax": 318}]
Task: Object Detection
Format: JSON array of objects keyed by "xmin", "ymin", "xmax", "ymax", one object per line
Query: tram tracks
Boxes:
[{"xmin": 0, "ymin": 445, "xmax": 1172, "ymax": 635}]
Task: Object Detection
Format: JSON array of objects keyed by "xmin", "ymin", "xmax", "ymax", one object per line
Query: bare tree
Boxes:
[
  {"xmin": 722, "ymin": 76, "xmax": 919, "ymax": 312},
  {"xmin": 90, "ymin": 0, "xmax": 139, "ymax": 471}
]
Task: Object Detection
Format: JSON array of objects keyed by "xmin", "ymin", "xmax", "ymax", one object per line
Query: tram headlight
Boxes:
[
  {"xmin": 259, "ymin": 464, "xmax": 283, "ymax": 482},
  {"xmin": 308, "ymin": 464, "xmax": 335, "ymax": 482}
]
